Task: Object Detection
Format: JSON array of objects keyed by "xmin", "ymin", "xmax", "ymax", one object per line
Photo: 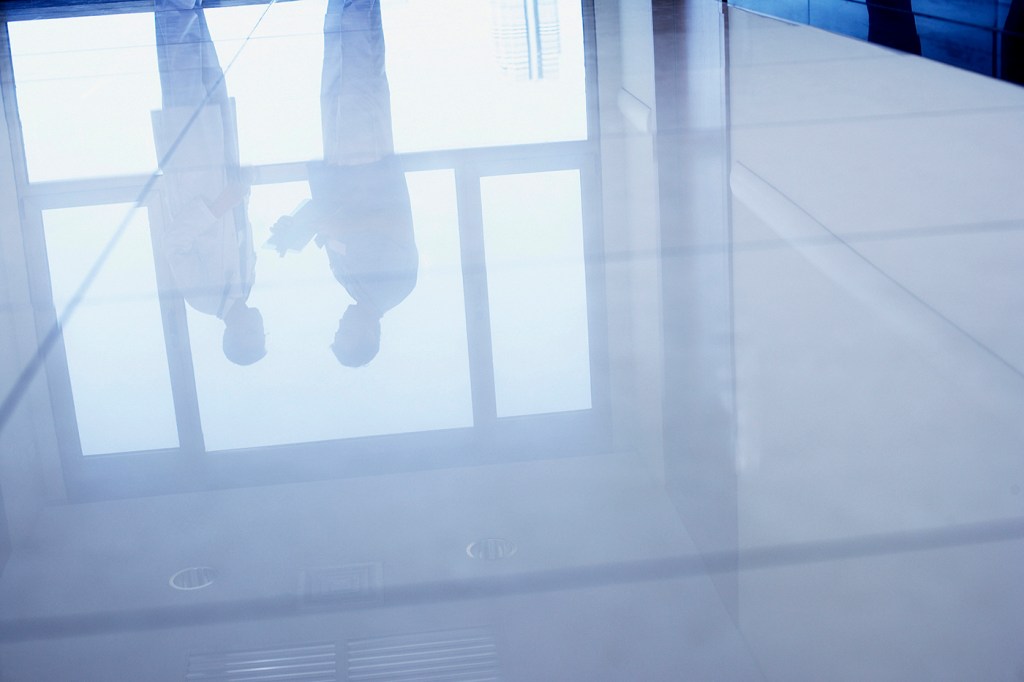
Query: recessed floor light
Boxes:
[
  {"xmin": 170, "ymin": 566, "xmax": 216, "ymax": 591},
  {"xmin": 466, "ymin": 538, "xmax": 517, "ymax": 560}
]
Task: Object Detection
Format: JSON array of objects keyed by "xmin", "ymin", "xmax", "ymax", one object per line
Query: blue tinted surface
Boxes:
[{"xmin": 0, "ymin": 1, "xmax": 1022, "ymax": 680}]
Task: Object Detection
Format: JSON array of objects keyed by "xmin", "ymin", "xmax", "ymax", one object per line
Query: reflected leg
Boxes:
[
  {"xmin": 1003, "ymin": 0, "xmax": 1024, "ymax": 84},
  {"xmin": 866, "ymin": 0, "xmax": 922, "ymax": 55},
  {"xmin": 154, "ymin": 7, "xmax": 227, "ymax": 108},
  {"xmin": 320, "ymin": 0, "xmax": 393, "ymax": 165}
]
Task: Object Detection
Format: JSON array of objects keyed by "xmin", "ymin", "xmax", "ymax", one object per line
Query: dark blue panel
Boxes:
[{"xmin": 733, "ymin": 0, "xmax": 1024, "ymax": 82}]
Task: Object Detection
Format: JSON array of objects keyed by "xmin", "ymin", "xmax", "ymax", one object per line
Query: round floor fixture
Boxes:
[
  {"xmin": 169, "ymin": 566, "xmax": 216, "ymax": 591},
  {"xmin": 466, "ymin": 538, "xmax": 517, "ymax": 560}
]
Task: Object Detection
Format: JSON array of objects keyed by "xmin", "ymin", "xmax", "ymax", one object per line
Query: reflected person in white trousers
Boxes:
[{"xmin": 152, "ymin": 0, "xmax": 266, "ymax": 365}]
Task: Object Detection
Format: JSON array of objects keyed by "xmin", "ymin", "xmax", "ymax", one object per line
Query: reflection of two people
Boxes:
[
  {"xmin": 153, "ymin": 0, "xmax": 266, "ymax": 365},
  {"xmin": 267, "ymin": 0, "xmax": 417, "ymax": 367}
]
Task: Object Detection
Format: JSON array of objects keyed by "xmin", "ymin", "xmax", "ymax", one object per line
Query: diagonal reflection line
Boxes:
[
  {"xmin": 1, "ymin": 515, "xmax": 1022, "ymax": 642},
  {"xmin": 0, "ymin": 0, "xmax": 278, "ymax": 439},
  {"xmin": 730, "ymin": 161, "xmax": 1024, "ymax": 384}
]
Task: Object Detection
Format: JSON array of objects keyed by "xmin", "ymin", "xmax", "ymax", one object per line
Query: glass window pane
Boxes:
[
  {"xmin": 42, "ymin": 205, "xmax": 179, "ymax": 455},
  {"xmin": 8, "ymin": 15, "xmax": 162, "ymax": 181},
  {"xmin": 480, "ymin": 170, "xmax": 592, "ymax": 417},
  {"xmin": 184, "ymin": 170, "xmax": 473, "ymax": 451},
  {"xmin": 384, "ymin": 0, "xmax": 588, "ymax": 152}
]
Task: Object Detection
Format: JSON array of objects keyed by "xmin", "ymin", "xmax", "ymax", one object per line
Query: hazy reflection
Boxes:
[
  {"xmin": 153, "ymin": 4, "xmax": 266, "ymax": 365},
  {"xmin": 184, "ymin": 0, "xmax": 466, "ymax": 450},
  {"xmin": 268, "ymin": 0, "xmax": 417, "ymax": 367}
]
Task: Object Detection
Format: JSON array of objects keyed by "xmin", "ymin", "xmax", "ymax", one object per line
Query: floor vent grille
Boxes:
[
  {"xmin": 186, "ymin": 643, "xmax": 337, "ymax": 681},
  {"xmin": 347, "ymin": 627, "xmax": 500, "ymax": 681}
]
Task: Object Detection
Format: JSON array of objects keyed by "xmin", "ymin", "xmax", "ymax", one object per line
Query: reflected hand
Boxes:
[{"xmin": 265, "ymin": 200, "xmax": 318, "ymax": 256}]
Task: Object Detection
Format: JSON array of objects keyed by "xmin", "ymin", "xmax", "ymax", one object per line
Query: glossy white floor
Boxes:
[{"xmin": 0, "ymin": 0, "xmax": 1022, "ymax": 679}]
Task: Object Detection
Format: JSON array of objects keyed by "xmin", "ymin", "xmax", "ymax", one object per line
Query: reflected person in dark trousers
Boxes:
[
  {"xmin": 153, "ymin": 1, "xmax": 266, "ymax": 365},
  {"xmin": 268, "ymin": 0, "xmax": 417, "ymax": 368},
  {"xmin": 866, "ymin": 0, "xmax": 1024, "ymax": 85},
  {"xmin": 1004, "ymin": 0, "xmax": 1024, "ymax": 85},
  {"xmin": 866, "ymin": 0, "xmax": 922, "ymax": 55}
]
